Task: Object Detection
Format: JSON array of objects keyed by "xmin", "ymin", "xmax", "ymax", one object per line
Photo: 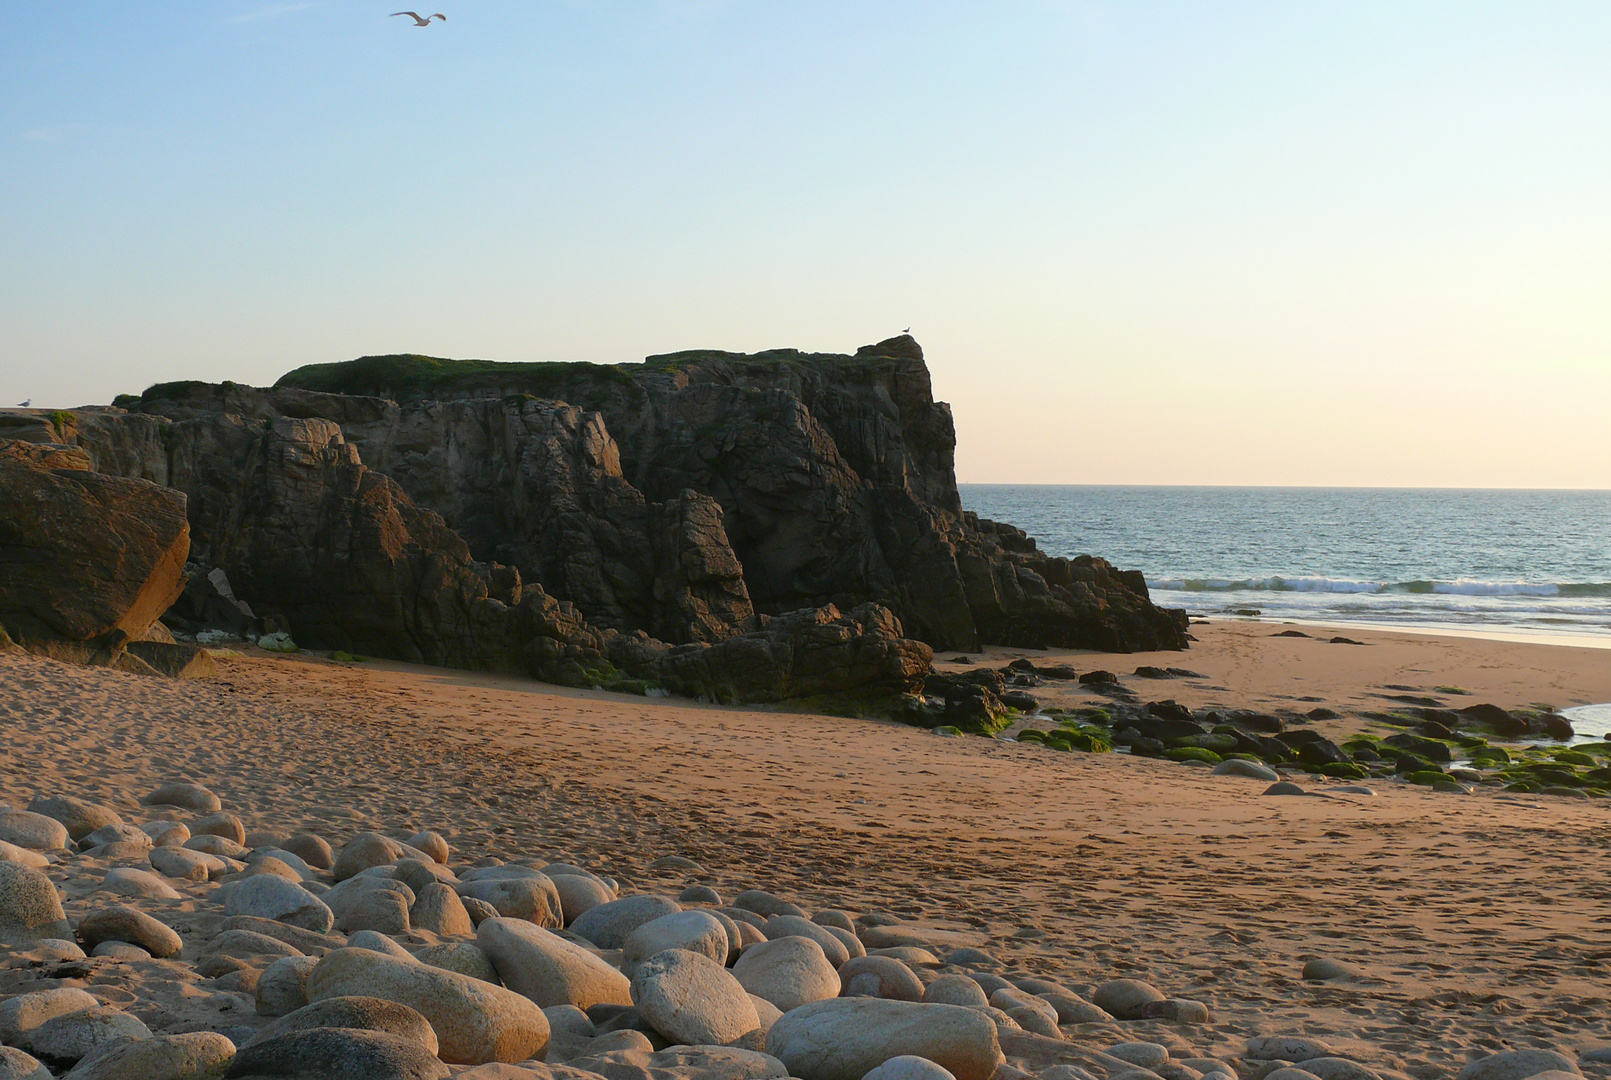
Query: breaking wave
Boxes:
[{"xmin": 1149, "ymin": 577, "xmax": 1611, "ymax": 598}]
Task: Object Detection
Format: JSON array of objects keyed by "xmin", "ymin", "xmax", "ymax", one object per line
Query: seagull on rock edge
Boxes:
[
  {"xmin": 15, "ymin": 399, "xmax": 29, "ymax": 407},
  {"xmin": 391, "ymin": 11, "xmax": 445, "ymax": 25}
]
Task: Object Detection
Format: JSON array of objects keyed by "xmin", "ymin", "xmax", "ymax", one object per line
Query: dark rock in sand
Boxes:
[
  {"xmin": 1456, "ymin": 704, "xmax": 1530, "ymax": 737},
  {"xmin": 1383, "ymin": 733, "xmax": 1453, "ymax": 763},
  {"xmin": 1274, "ymin": 730, "xmax": 1349, "ymax": 767}
]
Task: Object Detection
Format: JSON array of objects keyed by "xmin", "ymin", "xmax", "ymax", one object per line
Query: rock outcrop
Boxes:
[
  {"xmin": 0, "ymin": 435, "xmax": 189, "ymax": 669},
  {"xmin": 97, "ymin": 336, "xmax": 1186, "ymax": 654}
]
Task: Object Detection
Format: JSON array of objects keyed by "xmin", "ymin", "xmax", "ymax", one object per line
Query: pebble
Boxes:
[
  {"xmin": 766, "ymin": 998, "xmax": 1005, "ymax": 1080},
  {"xmin": 1302, "ymin": 958, "xmax": 1358, "ymax": 981},
  {"xmin": 630, "ymin": 948, "xmax": 760, "ymax": 1046},
  {"xmin": 732, "ymin": 935, "xmax": 841, "ymax": 1011},
  {"xmin": 1211, "ymin": 759, "xmax": 1280, "ymax": 781},
  {"xmin": 863, "ymin": 1057, "xmax": 960, "ymax": 1080},
  {"xmin": 60, "ymin": 1031, "xmax": 237, "ymax": 1080},
  {"xmin": 0, "ymin": 989, "xmax": 100, "ymax": 1044},
  {"xmin": 13, "ymin": 1006, "xmax": 152, "ymax": 1068},
  {"xmin": 100, "ymin": 866, "xmax": 182, "ymax": 900},
  {"xmin": 411, "ymin": 881, "xmax": 474, "ymax": 936},
  {"xmin": 0, "ymin": 1047, "xmax": 49, "ymax": 1080},
  {"xmin": 1246, "ymin": 1038, "xmax": 1338, "ymax": 1064},
  {"xmin": 406, "ymin": 830, "xmax": 451, "ymax": 864},
  {"xmin": 333, "ymin": 832, "xmax": 409, "ymax": 881},
  {"xmin": 570, "ymin": 894, "xmax": 682, "ymax": 949},
  {"xmin": 24, "ymin": 796, "xmax": 121, "ymax": 842},
  {"xmin": 622, "ymin": 910, "xmax": 731, "ymax": 976},
  {"xmin": 733, "ymin": 889, "xmax": 808, "ymax": 919},
  {"xmin": 456, "ymin": 875, "xmax": 562, "ymax": 927},
  {"xmin": 141, "ymin": 782, "xmax": 221, "ymax": 812},
  {"xmin": 256, "ymin": 955, "xmax": 320, "ymax": 1017},
  {"xmin": 761, "ymin": 914, "xmax": 851, "ymax": 967},
  {"xmin": 0, "ymin": 840, "xmax": 50, "ymax": 870},
  {"xmin": 227, "ymin": 1027, "xmax": 449, "ymax": 1080},
  {"xmin": 1455, "ymin": 1051, "xmax": 1580, "ymax": 1080},
  {"xmin": 549, "ymin": 873, "xmax": 615, "ymax": 924},
  {"xmin": 149, "ymin": 845, "xmax": 218, "ymax": 882},
  {"xmin": 77, "ymin": 904, "xmax": 183, "ymax": 958},
  {"xmin": 1109, "ymin": 1042, "xmax": 1171, "ymax": 1069},
  {"xmin": 307, "ymin": 947, "xmax": 551, "ymax": 1065},
  {"xmin": 838, "ymin": 954, "xmax": 924, "ymax": 1002},
  {"xmin": 476, "ymin": 917, "xmax": 633, "ymax": 1010},
  {"xmin": 678, "ymin": 885, "xmax": 722, "ymax": 905},
  {"xmin": 191, "ymin": 811, "xmax": 246, "ymax": 845},
  {"xmin": 184, "ymin": 833, "xmax": 248, "ymax": 859},
  {"xmin": 1140, "ymin": 998, "xmax": 1212, "ymax": 1023},
  {"xmin": 922, "ymin": 974, "xmax": 990, "ymax": 1008},
  {"xmin": 1092, "ymin": 978, "xmax": 1166, "ymax": 1020},
  {"xmin": 140, "ymin": 820, "xmax": 191, "ymax": 847},
  {"xmin": 89, "ymin": 941, "xmax": 151, "ymax": 960},
  {"xmin": 0, "ymin": 810, "xmax": 69, "ymax": 852},
  {"xmin": 1262, "ymin": 782, "xmax": 1308, "ymax": 797},
  {"xmin": 283, "ymin": 833, "xmax": 335, "ymax": 870},
  {"xmin": 224, "ymin": 874, "xmax": 336, "ymax": 933}
]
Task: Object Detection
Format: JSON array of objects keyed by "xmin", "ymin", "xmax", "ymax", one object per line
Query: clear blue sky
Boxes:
[{"xmin": 4, "ymin": 2, "xmax": 1608, "ymax": 486}]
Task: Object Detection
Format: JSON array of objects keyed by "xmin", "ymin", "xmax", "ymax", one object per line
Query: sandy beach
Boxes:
[{"xmin": 4, "ymin": 619, "xmax": 1609, "ymax": 1077}]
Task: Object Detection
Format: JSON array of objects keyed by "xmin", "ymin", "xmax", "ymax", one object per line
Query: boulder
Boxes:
[
  {"xmin": 570, "ymin": 895, "xmax": 681, "ymax": 949},
  {"xmin": 223, "ymin": 874, "xmax": 335, "ymax": 933},
  {"xmin": 732, "ymin": 935, "xmax": 841, "ymax": 1012},
  {"xmin": 761, "ymin": 915, "xmax": 850, "ymax": 966},
  {"xmin": 863, "ymin": 1057, "xmax": 959, "ymax": 1080},
  {"xmin": 836, "ymin": 955, "xmax": 924, "ymax": 1001},
  {"xmin": 242, "ymin": 995, "xmax": 440, "ymax": 1054},
  {"xmin": 62, "ymin": 1031, "xmax": 236, "ymax": 1080},
  {"xmin": 629, "ymin": 949, "xmax": 759, "ymax": 1046},
  {"xmin": 621, "ymin": 910, "xmax": 729, "ymax": 976},
  {"xmin": 411, "ymin": 882, "xmax": 474, "ymax": 937},
  {"xmin": 224, "ymin": 1028, "xmax": 448, "ymax": 1080},
  {"xmin": 256, "ymin": 955, "xmax": 319, "ymax": 1017},
  {"xmin": 0, "ymin": 449, "xmax": 189, "ymax": 660},
  {"xmin": 458, "ymin": 875, "xmax": 563, "ymax": 927},
  {"xmin": 476, "ymin": 917, "xmax": 633, "ymax": 1010},
  {"xmin": 307, "ymin": 946, "xmax": 550, "ymax": 1064},
  {"xmin": 550, "ymin": 873, "xmax": 615, "ymax": 925},
  {"xmin": 0, "ymin": 989, "xmax": 100, "ymax": 1044},
  {"xmin": 766, "ymin": 998, "xmax": 1004, "ymax": 1080},
  {"xmin": 332, "ymin": 832, "xmax": 407, "ymax": 881},
  {"xmin": 0, "ymin": 1047, "xmax": 50, "ymax": 1080},
  {"xmin": 0, "ymin": 862, "xmax": 71, "ymax": 946},
  {"xmin": 0, "ymin": 840, "xmax": 50, "ymax": 870}
]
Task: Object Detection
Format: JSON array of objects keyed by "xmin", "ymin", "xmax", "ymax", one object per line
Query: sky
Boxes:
[{"xmin": 3, "ymin": 2, "xmax": 1608, "ymax": 488}]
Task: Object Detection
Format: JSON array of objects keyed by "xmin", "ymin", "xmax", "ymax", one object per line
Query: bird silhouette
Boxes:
[
  {"xmin": 16, "ymin": 399, "xmax": 30, "ymax": 407},
  {"xmin": 901, "ymin": 327, "xmax": 911, "ymax": 334},
  {"xmin": 391, "ymin": 11, "xmax": 445, "ymax": 25}
]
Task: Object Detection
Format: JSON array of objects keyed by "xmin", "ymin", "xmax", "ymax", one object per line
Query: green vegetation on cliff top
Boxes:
[{"xmin": 273, "ymin": 354, "xmax": 637, "ymax": 401}]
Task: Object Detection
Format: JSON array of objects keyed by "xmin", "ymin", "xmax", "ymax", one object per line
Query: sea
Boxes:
[{"xmin": 958, "ymin": 485, "xmax": 1611, "ymax": 643}]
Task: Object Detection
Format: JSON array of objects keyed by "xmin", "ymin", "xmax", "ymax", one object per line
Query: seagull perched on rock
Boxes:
[
  {"xmin": 16, "ymin": 399, "xmax": 30, "ymax": 407},
  {"xmin": 391, "ymin": 11, "xmax": 445, "ymax": 25}
]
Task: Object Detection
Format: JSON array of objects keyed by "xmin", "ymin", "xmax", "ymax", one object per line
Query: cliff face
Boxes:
[{"xmin": 99, "ymin": 336, "xmax": 1187, "ymax": 654}]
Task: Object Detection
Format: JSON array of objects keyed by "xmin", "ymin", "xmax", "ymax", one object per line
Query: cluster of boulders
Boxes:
[{"xmin": 3, "ymin": 782, "xmax": 1605, "ymax": 1080}]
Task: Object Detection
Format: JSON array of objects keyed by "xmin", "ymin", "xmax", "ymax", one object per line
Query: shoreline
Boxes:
[{"xmin": 1185, "ymin": 614, "xmax": 1611, "ymax": 652}]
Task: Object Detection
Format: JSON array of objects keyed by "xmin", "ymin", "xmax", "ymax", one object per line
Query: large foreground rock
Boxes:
[
  {"xmin": 0, "ymin": 441, "xmax": 188, "ymax": 662},
  {"xmin": 477, "ymin": 917, "xmax": 633, "ymax": 1010},
  {"xmin": 307, "ymin": 947, "xmax": 550, "ymax": 1064},
  {"xmin": 766, "ymin": 998, "xmax": 1004, "ymax": 1080},
  {"xmin": 629, "ymin": 949, "xmax": 759, "ymax": 1046},
  {"xmin": 225, "ymin": 1028, "xmax": 447, "ymax": 1080},
  {"xmin": 63, "ymin": 1031, "xmax": 236, "ymax": 1080}
]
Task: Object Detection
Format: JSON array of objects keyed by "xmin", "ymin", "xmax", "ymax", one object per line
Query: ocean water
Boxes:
[{"xmin": 958, "ymin": 486, "xmax": 1611, "ymax": 641}]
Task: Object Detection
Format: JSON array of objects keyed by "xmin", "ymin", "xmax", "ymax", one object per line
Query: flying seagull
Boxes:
[
  {"xmin": 16, "ymin": 399, "xmax": 29, "ymax": 407},
  {"xmin": 391, "ymin": 11, "xmax": 445, "ymax": 25}
]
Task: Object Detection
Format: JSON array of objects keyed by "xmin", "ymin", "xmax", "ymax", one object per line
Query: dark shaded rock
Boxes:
[
  {"xmin": 1538, "ymin": 713, "xmax": 1575, "ymax": 740},
  {"xmin": 645, "ymin": 602, "xmax": 931, "ymax": 706},
  {"xmin": 1304, "ymin": 707, "xmax": 1339, "ymax": 722},
  {"xmin": 163, "ymin": 564, "xmax": 262, "ymax": 639},
  {"xmin": 1456, "ymin": 703, "xmax": 1529, "ymax": 737},
  {"xmin": 1274, "ymin": 730, "xmax": 1349, "ymax": 766},
  {"xmin": 1078, "ymin": 670, "xmax": 1117, "ymax": 685},
  {"xmin": 1226, "ymin": 710, "xmax": 1286, "ymax": 733},
  {"xmin": 0, "ymin": 440, "xmax": 188, "ymax": 668},
  {"xmin": 1146, "ymin": 700, "xmax": 1195, "ymax": 724},
  {"xmin": 225, "ymin": 1027, "xmax": 449, "ymax": 1080},
  {"xmin": 1329, "ymin": 636, "xmax": 1367, "ymax": 645},
  {"xmin": 1272, "ymin": 629, "xmax": 1310, "ymax": 637},
  {"xmin": 1000, "ymin": 690, "xmax": 1039, "ymax": 712},
  {"xmin": 1034, "ymin": 664, "xmax": 1080, "ymax": 680},
  {"xmin": 1383, "ymin": 733, "xmax": 1453, "ymax": 763},
  {"xmin": 1134, "ymin": 666, "xmax": 1173, "ymax": 678}
]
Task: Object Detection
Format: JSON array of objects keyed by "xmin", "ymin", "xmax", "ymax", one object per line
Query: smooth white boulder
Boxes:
[
  {"xmin": 476, "ymin": 917, "xmax": 632, "ymax": 1010},
  {"xmin": 767, "ymin": 998, "xmax": 1004, "ymax": 1080},
  {"xmin": 732, "ymin": 935, "xmax": 840, "ymax": 1012}
]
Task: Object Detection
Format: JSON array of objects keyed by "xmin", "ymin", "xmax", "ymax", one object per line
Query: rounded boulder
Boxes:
[{"xmin": 733, "ymin": 935, "xmax": 841, "ymax": 1012}]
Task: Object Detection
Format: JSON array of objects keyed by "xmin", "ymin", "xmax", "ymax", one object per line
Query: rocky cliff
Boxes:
[{"xmin": 103, "ymin": 336, "xmax": 1187, "ymax": 656}]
